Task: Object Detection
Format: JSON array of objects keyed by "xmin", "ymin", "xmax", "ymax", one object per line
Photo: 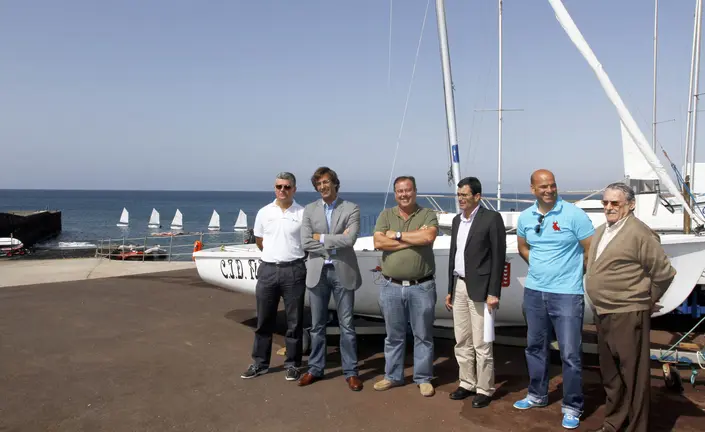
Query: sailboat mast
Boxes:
[
  {"xmin": 688, "ymin": 0, "xmax": 704, "ymax": 191},
  {"xmin": 684, "ymin": 0, "xmax": 700, "ymax": 181},
  {"xmin": 652, "ymin": 0, "xmax": 658, "ymax": 150},
  {"xmin": 497, "ymin": 0, "xmax": 504, "ymax": 210},
  {"xmin": 435, "ymin": 0, "xmax": 462, "ymax": 213}
]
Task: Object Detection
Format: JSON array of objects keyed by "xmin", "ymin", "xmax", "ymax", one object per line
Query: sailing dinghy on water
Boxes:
[
  {"xmin": 234, "ymin": 210, "xmax": 247, "ymax": 231},
  {"xmin": 116, "ymin": 208, "xmax": 129, "ymax": 227},
  {"xmin": 147, "ymin": 208, "xmax": 160, "ymax": 229},
  {"xmin": 171, "ymin": 209, "xmax": 183, "ymax": 230},
  {"xmin": 194, "ymin": 0, "xmax": 705, "ymax": 330},
  {"xmin": 207, "ymin": 210, "xmax": 220, "ymax": 231}
]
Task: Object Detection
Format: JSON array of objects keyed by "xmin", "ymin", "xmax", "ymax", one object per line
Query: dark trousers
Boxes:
[
  {"xmin": 595, "ymin": 310, "xmax": 651, "ymax": 432},
  {"xmin": 252, "ymin": 260, "xmax": 306, "ymax": 369}
]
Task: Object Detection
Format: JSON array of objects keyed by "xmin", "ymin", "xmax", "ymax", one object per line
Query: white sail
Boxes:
[
  {"xmin": 208, "ymin": 210, "xmax": 220, "ymax": 231},
  {"xmin": 148, "ymin": 208, "xmax": 160, "ymax": 228},
  {"xmin": 234, "ymin": 210, "xmax": 247, "ymax": 230},
  {"xmin": 117, "ymin": 207, "xmax": 129, "ymax": 227},
  {"xmin": 171, "ymin": 209, "xmax": 183, "ymax": 230},
  {"xmin": 620, "ymin": 121, "xmax": 658, "ymax": 181},
  {"xmin": 548, "ymin": 0, "xmax": 705, "ymax": 226}
]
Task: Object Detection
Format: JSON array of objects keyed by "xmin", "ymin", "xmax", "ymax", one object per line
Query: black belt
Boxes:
[
  {"xmin": 383, "ymin": 274, "xmax": 434, "ymax": 286},
  {"xmin": 263, "ymin": 258, "xmax": 304, "ymax": 267}
]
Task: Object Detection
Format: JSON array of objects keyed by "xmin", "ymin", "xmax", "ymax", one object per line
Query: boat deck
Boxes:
[{"xmin": 0, "ymin": 269, "xmax": 703, "ymax": 431}]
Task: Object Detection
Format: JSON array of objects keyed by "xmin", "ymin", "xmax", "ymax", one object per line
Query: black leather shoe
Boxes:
[
  {"xmin": 472, "ymin": 394, "xmax": 492, "ymax": 408},
  {"xmin": 449, "ymin": 387, "xmax": 476, "ymax": 400}
]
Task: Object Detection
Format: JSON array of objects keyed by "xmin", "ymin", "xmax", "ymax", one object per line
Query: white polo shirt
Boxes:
[{"xmin": 253, "ymin": 199, "xmax": 306, "ymax": 264}]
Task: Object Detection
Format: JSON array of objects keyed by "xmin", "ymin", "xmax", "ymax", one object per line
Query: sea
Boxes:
[{"xmin": 0, "ymin": 189, "xmax": 582, "ymax": 259}]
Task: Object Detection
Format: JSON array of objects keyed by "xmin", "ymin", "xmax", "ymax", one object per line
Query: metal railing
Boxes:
[
  {"xmin": 95, "ymin": 230, "xmax": 253, "ymax": 262},
  {"xmin": 417, "ymin": 193, "xmax": 538, "ymax": 214}
]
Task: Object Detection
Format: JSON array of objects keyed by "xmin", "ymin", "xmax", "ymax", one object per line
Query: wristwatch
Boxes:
[{"xmin": 395, "ymin": 231, "xmax": 402, "ymax": 240}]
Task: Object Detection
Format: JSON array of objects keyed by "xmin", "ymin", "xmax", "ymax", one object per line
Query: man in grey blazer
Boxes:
[{"xmin": 299, "ymin": 166, "xmax": 363, "ymax": 391}]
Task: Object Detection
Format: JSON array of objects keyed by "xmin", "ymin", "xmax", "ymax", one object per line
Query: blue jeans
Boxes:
[
  {"xmin": 307, "ymin": 265, "xmax": 358, "ymax": 378},
  {"xmin": 378, "ymin": 279, "xmax": 436, "ymax": 384},
  {"xmin": 523, "ymin": 287, "xmax": 584, "ymax": 417}
]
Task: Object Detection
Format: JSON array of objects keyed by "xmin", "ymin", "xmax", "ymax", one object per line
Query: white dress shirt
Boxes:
[
  {"xmin": 253, "ymin": 200, "xmax": 305, "ymax": 263},
  {"xmin": 454, "ymin": 206, "xmax": 480, "ymax": 278},
  {"xmin": 595, "ymin": 215, "xmax": 630, "ymax": 259}
]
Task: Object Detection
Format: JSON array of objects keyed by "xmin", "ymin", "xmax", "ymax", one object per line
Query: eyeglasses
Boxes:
[
  {"xmin": 534, "ymin": 214, "xmax": 545, "ymax": 233},
  {"xmin": 601, "ymin": 200, "xmax": 623, "ymax": 207},
  {"xmin": 275, "ymin": 184, "xmax": 292, "ymax": 190}
]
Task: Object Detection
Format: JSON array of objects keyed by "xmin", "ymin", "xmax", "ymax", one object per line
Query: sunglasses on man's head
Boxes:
[
  {"xmin": 534, "ymin": 214, "xmax": 545, "ymax": 233},
  {"xmin": 275, "ymin": 184, "xmax": 292, "ymax": 190}
]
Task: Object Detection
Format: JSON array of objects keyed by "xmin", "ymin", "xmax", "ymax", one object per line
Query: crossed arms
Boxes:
[
  {"xmin": 373, "ymin": 210, "xmax": 438, "ymax": 251},
  {"xmin": 301, "ymin": 204, "xmax": 361, "ymax": 255}
]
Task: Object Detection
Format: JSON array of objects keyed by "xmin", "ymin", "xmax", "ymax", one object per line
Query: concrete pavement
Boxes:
[
  {"xmin": 0, "ymin": 257, "xmax": 195, "ymax": 288},
  {"xmin": 0, "ymin": 269, "xmax": 703, "ymax": 431}
]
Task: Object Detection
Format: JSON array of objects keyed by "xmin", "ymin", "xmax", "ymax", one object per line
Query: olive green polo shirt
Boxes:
[{"xmin": 374, "ymin": 206, "xmax": 438, "ymax": 280}]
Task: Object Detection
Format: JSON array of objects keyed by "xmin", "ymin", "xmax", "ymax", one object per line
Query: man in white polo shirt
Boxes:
[{"xmin": 241, "ymin": 172, "xmax": 307, "ymax": 382}]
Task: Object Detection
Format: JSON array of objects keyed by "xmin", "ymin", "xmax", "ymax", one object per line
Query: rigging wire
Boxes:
[
  {"xmin": 382, "ymin": 0, "xmax": 432, "ymax": 211},
  {"xmin": 388, "ymin": 0, "xmax": 393, "ymax": 89}
]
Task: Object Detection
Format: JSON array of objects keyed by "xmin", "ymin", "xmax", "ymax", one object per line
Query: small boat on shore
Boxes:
[
  {"xmin": 111, "ymin": 244, "xmax": 168, "ymax": 261},
  {"xmin": 150, "ymin": 231, "xmax": 186, "ymax": 237},
  {"xmin": 0, "ymin": 237, "xmax": 26, "ymax": 257}
]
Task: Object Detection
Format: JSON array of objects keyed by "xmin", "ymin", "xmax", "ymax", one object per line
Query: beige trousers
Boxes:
[{"xmin": 453, "ymin": 278, "xmax": 495, "ymax": 396}]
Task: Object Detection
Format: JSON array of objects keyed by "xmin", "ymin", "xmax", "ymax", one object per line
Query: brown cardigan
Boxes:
[{"xmin": 585, "ymin": 215, "xmax": 676, "ymax": 315}]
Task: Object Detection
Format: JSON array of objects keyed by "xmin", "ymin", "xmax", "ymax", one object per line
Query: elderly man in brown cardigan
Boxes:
[{"xmin": 585, "ymin": 182, "xmax": 676, "ymax": 432}]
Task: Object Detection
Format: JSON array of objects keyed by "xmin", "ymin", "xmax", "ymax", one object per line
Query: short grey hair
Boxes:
[
  {"xmin": 276, "ymin": 172, "xmax": 296, "ymax": 187},
  {"xmin": 604, "ymin": 182, "xmax": 635, "ymax": 202}
]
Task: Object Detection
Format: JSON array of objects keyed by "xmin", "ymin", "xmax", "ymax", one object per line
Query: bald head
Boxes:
[
  {"xmin": 530, "ymin": 169, "xmax": 556, "ymax": 185},
  {"xmin": 530, "ymin": 169, "xmax": 558, "ymax": 208}
]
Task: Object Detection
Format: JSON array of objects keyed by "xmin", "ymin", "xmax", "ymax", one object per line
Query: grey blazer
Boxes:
[{"xmin": 301, "ymin": 198, "xmax": 362, "ymax": 290}]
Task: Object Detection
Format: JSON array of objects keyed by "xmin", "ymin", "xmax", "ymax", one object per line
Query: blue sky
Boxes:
[{"xmin": 0, "ymin": 0, "xmax": 701, "ymax": 194}]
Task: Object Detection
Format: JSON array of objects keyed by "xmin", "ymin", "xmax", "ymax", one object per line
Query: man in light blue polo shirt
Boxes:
[{"xmin": 513, "ymin": 169, "xmax": 594, "ymax": 430}]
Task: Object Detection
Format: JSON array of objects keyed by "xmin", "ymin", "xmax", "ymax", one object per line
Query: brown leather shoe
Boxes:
[
  {"xmin": 346, "ymin": 376, "xmax": 363, "ymax": 391},
  {"xmin": 298, "ymin": 372, "xmax": 318, "ymax": 387}
]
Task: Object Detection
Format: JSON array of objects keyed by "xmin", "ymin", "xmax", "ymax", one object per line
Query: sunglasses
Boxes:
[
  {"xmin": 601, "ymin": 200, "xmax": 622, "ymax": 207},
  {"xmin": 275, "ymin": 184, "xmax": 292, "ymax": 190},
  {"xmin": 534, "ymin": 214, "xmax": 545, "ymax": 233}
]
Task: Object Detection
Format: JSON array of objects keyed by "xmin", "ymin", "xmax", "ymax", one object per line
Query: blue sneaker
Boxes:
[
  {"xmin": 513, "ymin": 397, "xmax": 547, "ymax": 410},
  {"xmin": 562, "ymin": 414, "xmax": 580, "ymax": 429}
]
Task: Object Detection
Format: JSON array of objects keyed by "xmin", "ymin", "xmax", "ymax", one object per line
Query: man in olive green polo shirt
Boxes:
[{"xmin": 372, "ymin": 175, "xmax": 439, "ymax": 397}]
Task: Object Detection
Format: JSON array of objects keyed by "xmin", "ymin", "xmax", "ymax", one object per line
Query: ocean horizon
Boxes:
[{"xmin": 0, "ymin": 189, "xmax": 587, "ymax": 246}]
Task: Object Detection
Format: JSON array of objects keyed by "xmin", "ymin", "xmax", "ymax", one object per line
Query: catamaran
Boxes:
[{"xmin": 193, "ymin": 0, "xmax": 705, "ymax": 329}]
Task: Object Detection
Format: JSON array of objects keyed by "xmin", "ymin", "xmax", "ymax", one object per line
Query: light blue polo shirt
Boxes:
[{"xmin": 517, "ymin": 198, "xmax": 595, "ymax": 294}]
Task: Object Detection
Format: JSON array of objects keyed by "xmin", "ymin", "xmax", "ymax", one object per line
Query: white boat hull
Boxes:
[{"xmin": 193, "ymin": 234, "xmax": 705, "ymax": 327}]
